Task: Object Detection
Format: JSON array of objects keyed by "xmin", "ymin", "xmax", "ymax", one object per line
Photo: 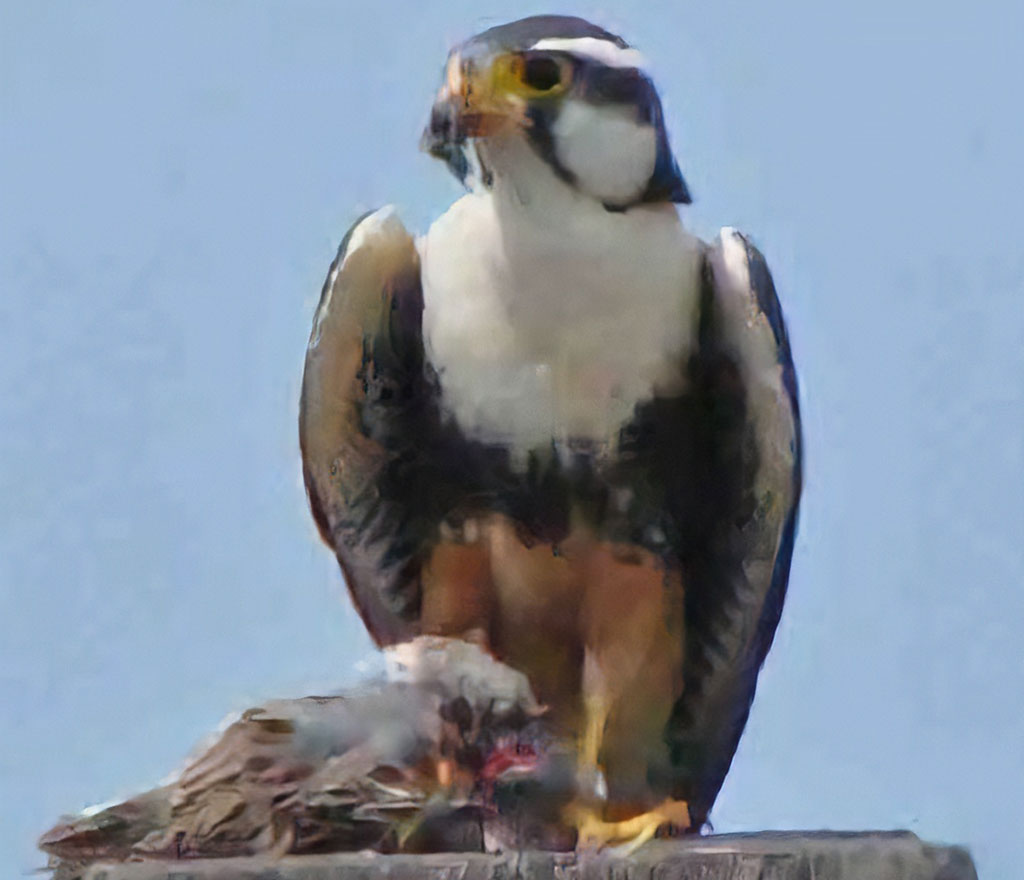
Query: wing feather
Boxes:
[
  {"xmin": 299, "ymin": 208, "xmax": 436, "ymax": 645},
  {"xmin": 667, "ymin": 229, "xmax": 802, "ymax": 825}
]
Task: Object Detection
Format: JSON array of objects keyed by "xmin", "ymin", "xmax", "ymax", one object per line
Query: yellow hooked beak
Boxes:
[
  {"xmin": 421, "ymin": 49, "xmax": 571, "ymax": 159},
  {"xmin": 422, "ymin": 51, "xmax": 515, "ymax": 156}
]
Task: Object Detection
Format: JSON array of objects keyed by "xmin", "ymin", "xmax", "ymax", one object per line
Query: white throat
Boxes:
[{"xmin": 418, "ymin": 138, "xmax": 703, "ymax": 462}]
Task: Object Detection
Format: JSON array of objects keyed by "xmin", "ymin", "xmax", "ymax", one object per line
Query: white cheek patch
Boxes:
[
  {"xmin": 552, "ymin": 101, "xmax": 657, "ymax": 206},
  {"xmin": 530, "ymin": 36, "xmax": 647, "ymax": 71}
]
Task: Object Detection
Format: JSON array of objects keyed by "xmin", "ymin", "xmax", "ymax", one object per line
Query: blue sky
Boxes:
[{"xmin": 2, "ymin": 1, "xmax": 1021, "ymax": 877}]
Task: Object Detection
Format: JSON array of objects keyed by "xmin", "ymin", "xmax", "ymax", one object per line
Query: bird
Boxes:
[
  {"xmin": 38, "ymin": 637, "xmax": 571, "ymax": 873},
  {"xmin": 299, "ymin": 14, "xmax": 802, "ymax": 848}
]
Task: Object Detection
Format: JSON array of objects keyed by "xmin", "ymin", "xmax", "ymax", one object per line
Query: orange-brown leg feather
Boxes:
[
  {"xmin": 570, "ymin": 544, "xmax": 689, "ymax": 848},
  {"xmin": 420, "ymin": 537, "xmax": 495, "ymax": 644}
]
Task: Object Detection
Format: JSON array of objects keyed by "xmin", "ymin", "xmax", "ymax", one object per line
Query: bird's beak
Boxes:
[{"xmin": 421, "ymin": 52, "xmax": 516, "ymax": 165}]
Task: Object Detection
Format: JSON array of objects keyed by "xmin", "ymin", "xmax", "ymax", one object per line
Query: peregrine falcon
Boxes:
[{"xmin": 300, "ymin": 14, "xmax": 801, "ymax": 846}]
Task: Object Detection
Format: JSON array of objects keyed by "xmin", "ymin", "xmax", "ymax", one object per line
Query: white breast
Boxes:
[{"xmin": 418, "ymin": 162, "xmax": 702, "ymax": 461}]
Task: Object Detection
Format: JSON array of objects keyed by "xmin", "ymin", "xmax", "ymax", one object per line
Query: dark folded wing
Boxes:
[
  {"xmin": 299, "ymin": 208, "xmax": 445, "ymax": 645},
  {"xmin": 667, "ymin": 228, "xmax": 802, "ymax": 826}
]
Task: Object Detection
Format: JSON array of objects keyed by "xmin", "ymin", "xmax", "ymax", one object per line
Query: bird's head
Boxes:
[{"xmin": 422, "ymin": 15, "xmax": 690, "ymax": 211}]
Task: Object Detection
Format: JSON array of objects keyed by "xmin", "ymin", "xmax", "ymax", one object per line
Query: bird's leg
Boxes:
[
  {"xmin": 567, "ymin": 666, "xmax": 688, "ymax": 852},
  {"xmin": 563, "ymin": 543, "xmax": 689, "ymax": 851},
  {"xmin": 580, "ymin": 691, "xmax": 609, "ymax": 784},
  {"xmin": 569, "ymin": 691, "xmax": 689, "ymax": 852},
  {"xmin": 562, "ymin": 657, "xmax": 613, "ymax": 845}
]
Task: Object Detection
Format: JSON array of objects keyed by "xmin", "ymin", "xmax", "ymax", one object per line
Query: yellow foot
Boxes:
[{"xmin": 570, "ymin": 799, "xmax": 690, "ymax": 853}]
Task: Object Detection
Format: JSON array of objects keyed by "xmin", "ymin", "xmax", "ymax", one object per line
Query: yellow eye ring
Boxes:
[{"xmin": 492, "ymin": 52, "xmax": 570, "ymax": 98}]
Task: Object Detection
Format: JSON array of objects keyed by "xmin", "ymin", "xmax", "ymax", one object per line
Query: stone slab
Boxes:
[{"xmin": 72, "ymin": 831, "xmax": 977, "ymax": 880}]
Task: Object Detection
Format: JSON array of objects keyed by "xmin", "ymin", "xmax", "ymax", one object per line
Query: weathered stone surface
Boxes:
[{"xmin": 71, "ymin": 831, "xmax": 976, "ymax": 880}]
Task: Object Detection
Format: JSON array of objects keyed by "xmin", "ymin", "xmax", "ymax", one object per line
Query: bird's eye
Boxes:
[
  {"xmin": 520, "ymin": 55, "xmax": 563, "ymax": 91},
  {"xmin": 492, "ymin": 52, "xmax": 569, "ymax": 98}
]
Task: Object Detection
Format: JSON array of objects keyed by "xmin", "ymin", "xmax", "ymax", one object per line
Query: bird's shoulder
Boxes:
[
  {"xmin": 702, "ymin": 227, "xmax": 792, "ymax": 354},
  {"xmin": 309, "ymin": 206, "xmax": 421, "ymax": 349},
  {"xmin": 329, "ymin": 205, "xmax": 416, "ymax": 273}
]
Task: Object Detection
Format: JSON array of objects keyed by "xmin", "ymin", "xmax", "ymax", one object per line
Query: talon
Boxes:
[{"xmin": 568, "ymin": 798, "xmax": 690, "ymax": 852}]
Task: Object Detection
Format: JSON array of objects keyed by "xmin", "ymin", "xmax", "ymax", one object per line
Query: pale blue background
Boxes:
[{"xmin": 2, "ymin": 1, "xmax": 1021, "ymax": 877}]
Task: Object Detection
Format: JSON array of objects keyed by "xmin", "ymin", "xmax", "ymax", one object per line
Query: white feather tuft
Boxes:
[
  {"xmin": 530, "ymin": 37, "xmax": 647, "ymax": 70},
  {"xmin": 385, "ymin": 636, "xmax": 540, "ymax": 715}
]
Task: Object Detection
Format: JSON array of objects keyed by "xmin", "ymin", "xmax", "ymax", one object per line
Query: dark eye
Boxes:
[{"xmin": 521, "ymin": 56, "xmax": 563, "ymax": 91}]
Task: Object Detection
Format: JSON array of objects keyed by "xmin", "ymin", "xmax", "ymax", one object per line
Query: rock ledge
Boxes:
[{"xmin": 69, "ymin": 831, "xmax": 976, "ymax": 880}]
